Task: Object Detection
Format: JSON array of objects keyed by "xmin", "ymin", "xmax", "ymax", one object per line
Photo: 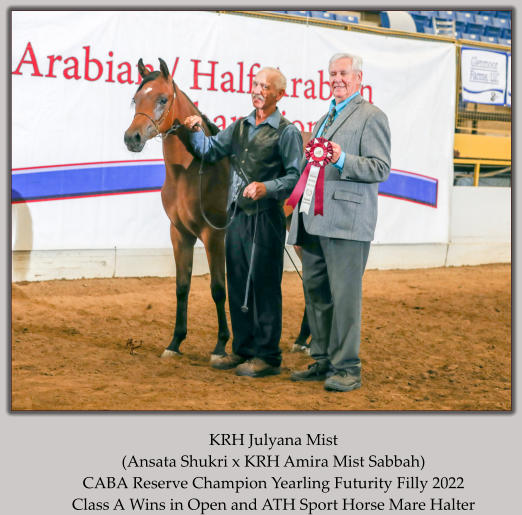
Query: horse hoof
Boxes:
[
  {"xmin": 291, "ymin": 343, "xmax": 310, "ymax": 353},
  {"xmin": 210, "ymin": 353, "xmax": 226, "ymax": 363},
  {"xmin": 161, "ymin": 349, "xmax": 181, "ymax": 359}
]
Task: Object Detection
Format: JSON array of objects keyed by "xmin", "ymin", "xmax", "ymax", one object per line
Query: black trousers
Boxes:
[{"xmin": 225, "ymin": 207, "xmax": 286, "ymax": 367}]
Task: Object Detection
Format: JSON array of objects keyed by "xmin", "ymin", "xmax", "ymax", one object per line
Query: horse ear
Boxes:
[
  {"xmin": 137, "ymin": 58, "xmax": 149, "ymax": 78},
  {"xmin": 159, "ymin": 58, "xmax": 170, "ymax": 80}
]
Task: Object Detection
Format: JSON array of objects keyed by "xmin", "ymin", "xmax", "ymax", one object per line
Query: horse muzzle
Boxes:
[{"xmin": 124, "ymin": 128, "xmax": 147, "ymax": 152}]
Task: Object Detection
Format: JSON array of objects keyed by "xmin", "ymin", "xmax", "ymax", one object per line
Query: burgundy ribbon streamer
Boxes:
[{"xmin": 286, "ymin": 137, "xmax": 333, "ymax": 217}]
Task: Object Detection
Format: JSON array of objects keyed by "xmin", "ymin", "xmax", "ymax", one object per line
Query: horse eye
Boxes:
[{"xmin": 158, "ymin": 97, "xmax": 168, "ymax": 105}]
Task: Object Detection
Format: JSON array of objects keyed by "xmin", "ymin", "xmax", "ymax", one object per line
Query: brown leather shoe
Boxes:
[
  {"xmin": 210, "ymin": 353, "xmax": 246, "ymax": 370},
  {"xmin": 235, "ymin": 358, "xmax": 281, "ymax": 377}
]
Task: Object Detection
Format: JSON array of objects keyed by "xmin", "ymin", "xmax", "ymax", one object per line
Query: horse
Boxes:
[
  {"xmin": 124, "ymin": 58, "xmax": 311, "ymax": 360},
  {"xmin": 124, "ymin": 58, "xmax": 230, "ymax": 360}
]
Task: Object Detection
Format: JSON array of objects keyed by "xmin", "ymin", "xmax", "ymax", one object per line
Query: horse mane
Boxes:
[{"xmin": 178, "ymin": 87, "xmax": 220, "ymax": 135}]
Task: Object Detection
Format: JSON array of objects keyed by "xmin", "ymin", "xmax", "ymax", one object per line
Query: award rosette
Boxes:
[{"xmin": 287, "ymin": 137, "xmax": 333, "ymax": 216}]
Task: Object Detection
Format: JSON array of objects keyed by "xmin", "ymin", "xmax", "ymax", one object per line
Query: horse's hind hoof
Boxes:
[
  {"xmin": 210, "ymin": 353, "xmax": 227, "ymax": 364},
  {"xmin": 161, "ymin": 349, "xmax": 182, "ymax": 359},
  {"xmin": 291, "ymin": 343, "xmax": 310, "ymax": 353}
]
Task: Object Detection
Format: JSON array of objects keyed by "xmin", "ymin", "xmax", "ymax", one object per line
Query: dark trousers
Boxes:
[{"xmin": 225, "ymin": 208, "xmax": 285, "ymax": 367}]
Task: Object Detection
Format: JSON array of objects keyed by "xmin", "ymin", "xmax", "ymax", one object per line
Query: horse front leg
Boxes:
[
  {"xmin": 201, "ymin": 227, "xmax": 230, "ymax": 361},
  {"xmin": 162, "ymin": 224, "xmax": 196, "ymax": 358}
]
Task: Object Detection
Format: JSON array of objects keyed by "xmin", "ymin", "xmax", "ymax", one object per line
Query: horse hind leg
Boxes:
[
  {"xmin": 162, "ymin": 225, "xmax": 196, "ymax": 358},
  {"xmin": 201, "ymin": 227, "xmax": 230, "ymax": 361},
  {"xmin": 289, "ymin": 239, "xmax": 311, "ymax": 354},
  {"xmin": 292, "ymin": 308, "xmax": 312, "ymax": 354}
]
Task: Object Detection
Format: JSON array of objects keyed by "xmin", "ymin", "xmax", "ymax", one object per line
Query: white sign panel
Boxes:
[
  {"xmin": 506, "ymin": 53, "xmax": 511, "ymax": 106},
  {"xmin": 461, "ymin": 46, "xmax": 507, "ymax": 105},
  {"xmin": 12, "ymin": 11, "xmax": 455, "ymax": 251}
]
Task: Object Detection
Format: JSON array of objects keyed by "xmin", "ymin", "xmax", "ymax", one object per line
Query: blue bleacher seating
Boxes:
[
  {"xmin": 437, "ymin": 11, "xmax": 456, "ymax": 20},
  {"xmin": 485, "ymin": 25, "xmax": 502, "ymax": 38},
  {"xmin": 456, "ymin": 12, "xmax": 475, "ymax": 24},
  {"xmin": 502, "ymin": 28, "xmax": 511, "ymax": 39},
  {"xmin": 475, "ymin": 14, "xmax": 494, "ymax": 26},
  {"xmin": 455, "ymin": 20, "xmax": 467, "ymax": 34},
  {"xmin": 409, "ymin": 13, "xmax": 431, "ymax": 32},
  {"xmin": 465, "ymin": 20, "xmax": 486, "ymax": 36},
  {"xmin": 286, "ymin": 11, "xmax": 311, "ymax": 18},
  {"xmin": 493, "ymin": 17, "xmax": 510, "ymax": 30},
  {"xmin": 310, "ymin": 11, "xmax": 336, "ymax": 21},
  {"xmin": 478, "ymin": 11, "xmax": 497, "ymax": 16},
  {"xmin": 461, "ymin": 33, "xmax": 480, "ymax": 42},
  {"xmin": 480, "ymin": 35, "xmax": 499, "ymax": 44},
  {"xmin": 495, "ymin": 11, "xmax": 511, "ymax": 20},
  {"xmin": 424, "ymin": 26, "xmax": 435, "ymax": 35},
  {"xmin": 336, "ymin": 14, "xmax": 359, "ymax": 24},
  {"xmin": 499, "ymin": 38, "xmax": 511, "ymax": 46}
]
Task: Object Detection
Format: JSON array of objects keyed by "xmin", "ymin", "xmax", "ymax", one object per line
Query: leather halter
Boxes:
[{"xmin": 133, "ymin": 82, "xmax": 177, "ymax": 138}]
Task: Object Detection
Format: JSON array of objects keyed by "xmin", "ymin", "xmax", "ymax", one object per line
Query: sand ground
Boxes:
[{"xmin": 11, "ymin": 263, "xmax": 511, "ymax": 411}]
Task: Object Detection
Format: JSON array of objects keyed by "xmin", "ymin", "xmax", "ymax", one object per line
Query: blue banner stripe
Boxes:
[
  {"xmin": 12, "ymin": 163, "xmax": 166, "ymax": 202},
  {"xmin": 12, "ymin": 163, "xmax": 437, "ymax": 208},
  {"xmin": 378, "ymin": 171, "xmax": 437, "ymax": 207}
]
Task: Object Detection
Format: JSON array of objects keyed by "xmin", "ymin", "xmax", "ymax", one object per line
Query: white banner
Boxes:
[
  {"xmin": 12, "ymin": 11, "xmax": 455, "ymax": 251},
  {"xmin": 461, "ymin": 46, "xmax": 508, "ymax": 105}
]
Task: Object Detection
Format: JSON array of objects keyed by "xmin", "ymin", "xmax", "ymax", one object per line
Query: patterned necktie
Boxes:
[{"xmin": 321, "ymin": 108, "xmax": 336, "ymax": 135}]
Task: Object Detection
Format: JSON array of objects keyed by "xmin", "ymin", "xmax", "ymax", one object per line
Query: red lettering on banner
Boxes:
[
  {"xmin": 45, "ymin": 55, "xmax": 62, "ymax": 78},
  {"xmin": 106, "ymin": 51, "xmax": 115, "ymax": 83},
  {"xmin": 247, "ymin": 63, "xmax": 260, "ymax": 93},
  {"xmin": 318, "ymin": 70, "xmax": 332, "ymax": 101},
  {"xmin": 237, "ymin": 62, "xmax": 245, "ymax": 93},
  {"xmin": 213, "ymin": 115, "xmax": 226, "ymax": 130},
  {"xmin": 83, "ymin": 45, "xmax": 103, "ymax": 81},
  {"xmin": 308, "ymin": 121, "xmax": 316, "ymax": 132},
  {"xmin": 221, "ymin": 71, "xmax": 235, "ymax": 92},
  {"xmin": 63, "ymin": 56, "xmax": 80, "ymax": 80},
  {"xmin": 290, "ymin": 78, "xmax": 302, "ymax": 98},
  {"xmin": 192, "ymin": 59, "xmax": 218, "ymax": 91},
  {"xmin": 117, "ymin": 62, "xmax": 133, "ymax": 84},
  {"xmin": 12, "ymin": 42, "xmax": 43, "ymax": 76},
  {"xmin": 361, "ymin": 84, "xmax": 373, "ymax": 103},
  {"xmin": 11, "ymin": 42, "xmax": 376, "ymax": 109},
  {"xmin": 170, "ymin": 57, "xmax": 180, "ymax": 77},
  {"xmin": 304, "ymin": 79, "xmax": 316, "ymax": 99}
]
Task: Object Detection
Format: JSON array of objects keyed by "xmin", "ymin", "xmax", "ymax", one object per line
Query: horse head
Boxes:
[{"xmin": 124, "ymin": 58, "xmax": 176, "ymax": 152}]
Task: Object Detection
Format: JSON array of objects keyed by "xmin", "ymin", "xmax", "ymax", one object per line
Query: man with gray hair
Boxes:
[
  {"xmin": 184, "ymin": 67, "xmax": 302, "ymax": 377},
  {"xmin": 288, "ymin": 52, "xmax": 391, "ymax": 391}
]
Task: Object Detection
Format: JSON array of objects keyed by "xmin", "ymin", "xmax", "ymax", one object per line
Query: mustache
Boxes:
[{"xmin": 252, "ymin": 94, "xmax": 264, "ymax": 101}]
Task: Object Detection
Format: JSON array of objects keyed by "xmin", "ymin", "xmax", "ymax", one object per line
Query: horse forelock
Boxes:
[{"xmin": 135, "ymin": 71, "xmax": 162, "ymax": 93}]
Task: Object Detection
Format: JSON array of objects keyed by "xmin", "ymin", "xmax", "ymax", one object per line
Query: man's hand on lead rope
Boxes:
[
  {"xmin": 243, "ymin": 182, "xmax": 267, "ymax": 201},
  {"xmin": 184, "ymin": 115, "xmax": 203, "ymax": 131}
]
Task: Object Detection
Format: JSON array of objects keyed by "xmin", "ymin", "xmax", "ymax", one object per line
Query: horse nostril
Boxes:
[{"xmin": 133, "ymin": 132, "xmax": 141, "ymax": 143}]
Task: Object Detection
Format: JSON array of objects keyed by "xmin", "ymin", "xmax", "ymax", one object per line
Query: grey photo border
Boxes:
[{"xmin": 3, "ymin": 0, "xmax": 517, "ymax": 414}]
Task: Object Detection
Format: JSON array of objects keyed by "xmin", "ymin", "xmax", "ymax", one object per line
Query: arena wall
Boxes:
[{"xmin": 12, "ymin": 186, "xmax": 510, "ymax": 281}]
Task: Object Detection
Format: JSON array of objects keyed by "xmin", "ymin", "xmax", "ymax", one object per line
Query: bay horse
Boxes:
[
  {"xmin": 124, "ymin": 58, "xmax": 229, "ymax": 360},
  {"xmin": 124, "ymin": 58, "xmax": 311, "ymax": 360}
]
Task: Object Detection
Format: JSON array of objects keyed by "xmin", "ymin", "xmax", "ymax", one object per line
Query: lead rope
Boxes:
[
  {"xmin": 177, "ymin": 122, "xmax": 303, "ymax": 281},
  {"xmin": 196, "ymin": 123, "xmax": 238, "ymax": 231}
]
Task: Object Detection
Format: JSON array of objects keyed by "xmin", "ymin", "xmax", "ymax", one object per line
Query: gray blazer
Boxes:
[{"xmin": 287, "ymin": 95, "xmax": 391, "ymax": 244}]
